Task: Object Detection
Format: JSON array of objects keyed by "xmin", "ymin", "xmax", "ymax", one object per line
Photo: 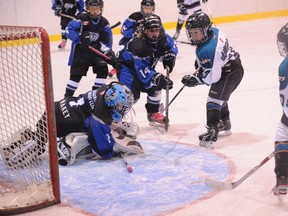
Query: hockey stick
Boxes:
[
  {"xmin": 60, "ymin": 13, "xmax": 75, "ymax": 20},
  {"xmin": 160, "ymin": 68, "xmax": 200, "ymax": 114},
  {"xmin": 88, "ymin": 46, "xmax": 111, "ymax": 60},
  {"xmin": 119, "ymin": 153, "xmax": 133, "ymax": 173},
  {"xmin": 205, "ymin": 152, "xmax": 275, "ymax": 190},
  {"xmin": 111, "ymin": 21, "xmax": 121, "ymax": 29},
  {"xmin": 204, "ymin": 2, "xmax": 217, "ymax": 27},
  {"xmin": 176, "ymin": 40, "xmax": 191, "ymax": 45},
  {"xmin": 164, "ymin": 67, "xmax": 170, "ymax": 132}
]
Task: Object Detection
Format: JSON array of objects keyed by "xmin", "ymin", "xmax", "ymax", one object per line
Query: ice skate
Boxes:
[
  {"xmin": 147, "ymin": 112, "xmax": 168, "ymax": 134},
  {"xmin": 58, "ymin": 39, "xmax": 67, "ymax": 49},
  {"xmin": 199, "ymin": 126, "xmax": 219, "ymax": 149},
  {"xmin": 272, "ymin": 176, "xmax": 288, "ymax": 204},
  {"xmin": 218, "ymin": 119, "xmax": 232, "ymax": 137},
  {"xmin": 108, "ymin": 68, "xmax": 117, "ymax": 77},
  {"xmin": 147, "ymin": 112, "xmax": 168, "ymax": 125}
]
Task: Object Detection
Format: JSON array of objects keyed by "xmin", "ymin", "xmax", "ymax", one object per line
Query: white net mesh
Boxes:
[{"xmin": 0, "ymin": 26, "xmax": 59, "ymax": 213}]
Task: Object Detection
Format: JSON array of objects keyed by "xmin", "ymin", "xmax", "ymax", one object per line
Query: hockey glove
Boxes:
[
  {"xmin": 152, "ymin": 73, "xmax": 173, "ymax": 90},
  {"xmin": 181, "ymin": 74, "xmax": 203, "ymax": 87},
  {"xmin": 80, "ymin": 31, "xmax": 91, "ymax": 49},
  {"xmin": 177, "ymin": 3, "xmax": 188, "ymax": 15},
  {"xmin": 104, "ymin": 50, "xmax": 118, "ymax": 66},
  {"xmin": 163, "ymin": 51, "xmax": 176, "ymax": 73},
  {"xmin": 54, "ymin": 6, "xmax": 62, "ymax": 17}
]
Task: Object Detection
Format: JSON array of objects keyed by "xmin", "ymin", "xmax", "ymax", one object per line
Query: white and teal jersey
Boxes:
[
  {"xmin": 279, "ymin": 57, "xmax": 288, "ymax": 120},
  {"xmin": 195, "ymin": 27, "xmax": 239, "ymax": 85}
]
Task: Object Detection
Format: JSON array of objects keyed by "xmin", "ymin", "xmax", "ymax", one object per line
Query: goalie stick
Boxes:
[
  {"xmin": 119, "ymin": 153, "xmax": 133, "ymax": 173},
  {"xmin": 205, "ymin": 152, "xmax": 275, "ymax": 190},
  {"xmin": 164, "ymin": 67, "xmax": 170, "ymax": 132}
]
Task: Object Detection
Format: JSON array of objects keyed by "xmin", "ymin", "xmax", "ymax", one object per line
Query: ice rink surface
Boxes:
[{"xmin": 22, "ymin": 16, "xmax": 288, "ymax": 216}]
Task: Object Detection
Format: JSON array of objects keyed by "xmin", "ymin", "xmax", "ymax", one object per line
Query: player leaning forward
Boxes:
[
  {"xmin": 3, "ymin": 82, "xmax": 144, "ymax": 168},
  {"xmin": 181, "ymin": 12, "xmax": 244, "ymax": 148}
]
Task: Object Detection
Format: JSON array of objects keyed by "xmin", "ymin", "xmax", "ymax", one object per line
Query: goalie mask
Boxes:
[
  {"xmin": 141, "ymin": 0, "xmax": 155, "ymax": 17},
  {"xmin": 104, "ymin": 82, "xmax": 134, "ymax": 123},
  {"xmin": 143, "ymin": 14, "xmax": 163, "ymax": 43},
  {"xmin": 86, "ymin": 0, "xmax": 103, "ymax": 19},
  {"xmin": 277, "ymin": 23, "xmax": 288, "ymax": 57},
  {"xmin": 185, "ymin": 12, "xmax": 212, "ymax": 46}
]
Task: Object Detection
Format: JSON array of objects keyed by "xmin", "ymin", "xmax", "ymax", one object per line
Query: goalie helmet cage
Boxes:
[{"xmin": 0, "ymin": 26, "xmax": 60, "ymax": 215}]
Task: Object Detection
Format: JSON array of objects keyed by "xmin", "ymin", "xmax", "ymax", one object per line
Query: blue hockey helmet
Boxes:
[
  {"xmin": 277, "ymin": 23, "xmax": 288, "ymax": 57},
  {"xmin": 185, "ymin": 12, "xmax": 212, "ymax": 46},
  {"xmin": 104, "ymin": 82, "xmax": 134, "ymax": 123}
]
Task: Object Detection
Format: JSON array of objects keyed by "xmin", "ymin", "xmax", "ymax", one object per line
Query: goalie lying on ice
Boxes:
[{"xmin": 2, "ymin": 82, "xmax": 143, "ymax": 168}]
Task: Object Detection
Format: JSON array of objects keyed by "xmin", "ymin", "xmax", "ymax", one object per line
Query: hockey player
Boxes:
[
  {"xmin": 52, "ymin": 0, "xmax": 85, "ymax": 49},
  {"xmin": 272, "ymin": 23, "xmax": 288, "ymax": 197},
  {"xmin": 118, "ymin": 0, "xmax": 155, "ymax": 48},
  {"xmin": 108, "ymin": 0, "xmax": 156, "ymax": 78},
  {"xmin": 2, "ymin": 82, "xmax": 143, "ymax": 168},
  {"xmin": 181, "ymin": 12, "xmax": 244, "ymax": 148},
  {"xmin": 172, "ymin": 0, "xmax": 207, "ymax": 40},
  {"xmin": 117, "ymin": 14, "xmax": 177, "ymax": 126},
  {"xmin": 64, "ymin": 0, "xmax": 117, "ymax": 97}
]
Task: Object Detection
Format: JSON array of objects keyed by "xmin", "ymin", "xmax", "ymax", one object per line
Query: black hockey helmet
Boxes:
[
  {"xmin": 142, "ymin": 14, "xmax": 163, "ymax": 42},
  {"xmin": 86, "ymin": 0, "xmax": 104, "ymax": 18},
  {"xmin": 185, "ymin": 12, "xmax": 212, "ymax": 46},
  {"xmin": 141, "ymin": 0, "xmax": 155, "ymax": 16},
  {"xmin": 277, "ymin": 23, "xmax": 288, "ymax": 57}
]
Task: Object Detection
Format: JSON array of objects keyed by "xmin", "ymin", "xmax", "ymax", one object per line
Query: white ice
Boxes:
[{"xmin": 22, "ymin": 17, "xmax": 288, "ymax": 216}]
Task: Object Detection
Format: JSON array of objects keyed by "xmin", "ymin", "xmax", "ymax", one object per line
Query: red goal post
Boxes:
[{"xmin": 0, "ymin": 26, "xmax": 60, "ymax": 215}]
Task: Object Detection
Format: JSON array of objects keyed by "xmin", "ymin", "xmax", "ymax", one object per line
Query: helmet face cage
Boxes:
[
  {"xmin": 141, "ymin": 0, "xmax": 155, "ymax": 16},
  {"xmin": 87, "ymin": 0, "xmax": 103, "ymax": 18},
  {"xmin": 277, "ymin": 23, "xmax": 288, "ymax": 57},
  {"xmin": 104, "ymin": 83, "xmax": 134, "ymax": 123},
  {"xmin": 143, "ymin": 14, "xmax": 162, "ymax": 42},
  {"xmin": 185, "ymin": 12, "xmax": 212, "ymax": 46}
]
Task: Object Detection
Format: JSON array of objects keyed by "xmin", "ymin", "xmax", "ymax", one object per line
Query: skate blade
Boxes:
[
  {"xmin": 218, "ymin": 130, "xmax": 232, "ymax": 137},
  {"xmin": 199, "ymin": 140, "xmax": 214, "ymax": 149},
  {"xmin": 149, "ymin": 122, "xmax": 166, "ymax": 134}
]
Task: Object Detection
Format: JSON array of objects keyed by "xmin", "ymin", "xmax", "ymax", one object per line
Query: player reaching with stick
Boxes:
[
  {"xmin": 181, "ymin": 12, "xmax": 244, "ymax": 148},
  {"xmin": 52, "ymin": 0, "xmax": 85, "ymax": 49},
  {"xmin": 116, "ymin": 14, "xmax": 177, "ymax": 129},
  {"xmin": 64, "ymin": 0, "xmax": 118, "ymax": 97}
]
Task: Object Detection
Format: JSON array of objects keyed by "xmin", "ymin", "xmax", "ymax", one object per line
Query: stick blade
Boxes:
[{"xmin": 205, "ymin": 178, "xmax": 234, "ymax": 190}]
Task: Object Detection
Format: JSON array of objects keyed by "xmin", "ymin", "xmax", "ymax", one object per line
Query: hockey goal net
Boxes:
[{"xmin": 0, "ymin": 26, "xmax": 60, "ymax": 215}]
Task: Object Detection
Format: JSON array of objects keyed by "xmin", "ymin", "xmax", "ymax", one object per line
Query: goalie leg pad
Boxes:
[{"xmin": 58, "ymin": 133, "xmax": 92, "ymax": 166}]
